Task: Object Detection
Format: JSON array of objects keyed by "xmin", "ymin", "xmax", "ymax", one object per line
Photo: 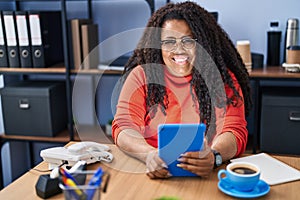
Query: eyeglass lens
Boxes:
[{"xmin": 161, "ymin": 38, "xmax": 196, "ymax": 51}]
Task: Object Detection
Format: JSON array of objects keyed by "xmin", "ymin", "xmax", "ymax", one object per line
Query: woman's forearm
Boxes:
[
  {"xmin": 116, "ymin": 129, "xmax": 156, "ymax": 163},
  {"xmin": 211, "ymin": 131, "xmax": 237, "ymax": 162}
]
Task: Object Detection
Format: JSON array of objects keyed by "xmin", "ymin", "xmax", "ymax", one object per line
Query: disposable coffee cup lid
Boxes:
[{"xmin": 236, "ymin": 40, "xmax": 250, "ymax": 45}]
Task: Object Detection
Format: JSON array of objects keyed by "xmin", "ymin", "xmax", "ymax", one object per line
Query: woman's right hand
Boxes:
[{"xmin": 146, "ymin": 150, "xmax": 171, "ymax": 179}]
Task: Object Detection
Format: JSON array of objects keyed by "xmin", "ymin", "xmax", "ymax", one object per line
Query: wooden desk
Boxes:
[
  {"xmin": 249, "ymin": 66, "xmax": 300, "ymax": 79},
  {"xmin": 0, "ymin": 144, "xmax": 299, "ymax": 200}
]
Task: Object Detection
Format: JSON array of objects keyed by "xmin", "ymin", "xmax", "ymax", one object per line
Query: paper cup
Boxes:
[{"xmin": 236, "ymin": 40, "xmax": 252, "ymax": 68}]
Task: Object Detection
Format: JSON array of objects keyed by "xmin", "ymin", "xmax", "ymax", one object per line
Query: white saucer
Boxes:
[{"xmin": 218, "ymin": 178, "xmax": 270, "ymax": 198}]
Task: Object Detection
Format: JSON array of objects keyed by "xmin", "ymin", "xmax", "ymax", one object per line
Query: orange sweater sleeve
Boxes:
[
  {"xmin": 112, "ymin": 66, "xmax": 148, "ymax": 145},
  {"xmin": 215, "ymin": 72, "xmax": 248, "ymax": 157}
]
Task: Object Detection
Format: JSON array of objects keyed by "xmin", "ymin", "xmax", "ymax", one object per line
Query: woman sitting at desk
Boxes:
[{"xmin": 112, "ymin": 1, "xmax": 252, "ymax": 179}]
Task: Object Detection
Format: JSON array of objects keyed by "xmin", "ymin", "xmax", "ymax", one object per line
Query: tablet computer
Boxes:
[{"xmin": 158, "ymin": 123, "xmax": 206, "ymax": 177}]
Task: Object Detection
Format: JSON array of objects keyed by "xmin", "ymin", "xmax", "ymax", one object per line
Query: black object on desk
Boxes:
[
  {"xmin": 35, "ymin": 163, "xmax": 87, "ymax": 198},
  {"xmin": 35, "ymin": 175, "xmax": 61, "ymax": 199},
  {"xmin": 251, "ymin": 52, "xmax": 264, "ymax": 69},
  {"xmin": 267, "ymin": 22, "xmax": 281, "ymax": 66},
  {"xmin": 35, "ymin": 173, "xmax": 87, "ymax": 198}
]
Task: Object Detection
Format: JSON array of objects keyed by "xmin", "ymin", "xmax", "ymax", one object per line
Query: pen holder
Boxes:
[
  {"xmin": 59, "ymin": 169, "xmax": 110, "ymax": 200},
  {"xmin": 60, "ymin": 183, "xmax": 101, "ymax": 200}
]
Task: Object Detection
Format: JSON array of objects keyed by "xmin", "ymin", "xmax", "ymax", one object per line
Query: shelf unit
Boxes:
[
  {"xmin": 0, "ymin": 0, "xmax": 74, "ymax": 140},
  {"xmin": 0, "ymin": 0, "xmax": 156, "ymax": 189},
  {"xmin": 0, "ymin": 0, "xmax": 72, "ymax": 190},
  {"xmin": 0, "ymin": 0, "xmax": 155, "ymax": 138}
]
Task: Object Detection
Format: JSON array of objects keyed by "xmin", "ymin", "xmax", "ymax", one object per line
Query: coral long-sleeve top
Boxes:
[{"xmin": 112, "ymin": 65, "xmax": 248, "ymax": 156}]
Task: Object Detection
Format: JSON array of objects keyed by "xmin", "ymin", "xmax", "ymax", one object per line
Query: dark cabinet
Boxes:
[{"xmin": 260, "ymin": 87, "xmax": 300, "ymax": 155}]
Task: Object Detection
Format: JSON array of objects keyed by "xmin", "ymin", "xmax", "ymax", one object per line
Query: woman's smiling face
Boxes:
[{"xmin": 161, "ymin": 19, "xmax": 196, "ymax": 77}]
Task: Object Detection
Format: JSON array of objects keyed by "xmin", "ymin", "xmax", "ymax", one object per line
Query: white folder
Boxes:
[{"xmin": 3, "ymin": 11, "xmax": 20, "ymax": 67}]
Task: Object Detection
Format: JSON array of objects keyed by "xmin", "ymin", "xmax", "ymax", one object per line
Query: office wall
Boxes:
[
  {"xmin": 93, "ymin": 0, "xmax": 152, "ymax": 125},
  {"xmin": 184, "ymin": 0, "xmax": 300, "ymax": 64}
]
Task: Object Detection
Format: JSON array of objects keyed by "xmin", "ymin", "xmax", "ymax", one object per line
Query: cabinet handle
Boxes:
[
  {"xmin": 289, "ymin": 111, "xmax": 300, "ymax": 121},
  {"xmin": 19, "ymin": 99, "xmax": 30, "ymax": 109}
]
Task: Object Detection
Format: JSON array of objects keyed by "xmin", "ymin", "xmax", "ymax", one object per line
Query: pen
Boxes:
[
  {"xmin": 88, "ymin": 167, "xmax": 103, "ymax": 186},
  {"xmin": 60, "ymin": 168, "xmax": 78, "ymax": 183},
  {"xmin": 60, "ymin": 168, "xmax": 87, "ymax": 200},
  {"xmin": 102, "ymin": 173, "xmax": 110, "ymax": 193},
  {"xmin": 86, "ymin": 167, "xmax": 103, "ymax": 200},
  {"xmin": 65, "ymin": 178, "xmax": 85, "ymax": 197}
]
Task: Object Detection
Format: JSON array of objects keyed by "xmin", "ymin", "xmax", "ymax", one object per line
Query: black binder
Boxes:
[
  {"xmin": 0, "ymin": 11, "xmax": 8, "ymax": 67},
  {"xmin": 15, "ymin": 11, "xmax": 32, "ymax": 68},
  {"xmin": 3, "ymin": 11, "xmax": 20, "ymax": 68},
  {"xmin": 28, "ymin": 11, "xmax": 63, "ymax": 68}
]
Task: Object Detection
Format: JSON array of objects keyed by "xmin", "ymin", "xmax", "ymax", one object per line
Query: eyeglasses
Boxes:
[{"xmin": 161, "ymin": 37, "xmax": 197, "ymax": 52}]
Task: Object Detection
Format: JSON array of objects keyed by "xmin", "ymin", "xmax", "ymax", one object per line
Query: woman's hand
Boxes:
[
  {"xmin": 146, "ymin": 150, "xmax": 171, "ymax": 179},
  {"xmin": 176, "ymin": 139, "xmax": 214, "ymax": 177}
]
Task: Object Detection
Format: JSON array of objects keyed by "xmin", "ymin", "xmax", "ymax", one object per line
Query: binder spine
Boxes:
[
  {"xmin": 28, "ymin": 11, "xmax": 44, "ymax": 68},
  {"xmin": 28, "ymin": 11, "xmax": 63, "ymax": 68},
  {"xmin": 81, "ymin": 24, "xmax": 99, "ymax": 69},
  {"xmin": 0, "ymin": 11, "xmax": 8, "ymax": 67},
  {"xmin": 16, "ymin": 11, "xmax": 32, "ymax": 68},
  {"xmin": 3, "ymin": 11, "xmax": 20, "ymax": 68}
]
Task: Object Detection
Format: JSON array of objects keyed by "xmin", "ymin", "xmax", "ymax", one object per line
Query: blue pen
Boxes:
[{"xmin": 86, "ymin": 167, "xmax": 103, "ymax": 200}]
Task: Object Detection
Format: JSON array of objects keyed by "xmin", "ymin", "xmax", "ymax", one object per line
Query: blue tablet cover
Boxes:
[{"xmin": 158, "ymin": 123, "xmax": 206, "ymax": 177}]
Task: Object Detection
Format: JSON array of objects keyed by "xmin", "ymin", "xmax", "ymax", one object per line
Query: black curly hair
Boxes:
[{"xmin": 121, "ymin": 1, "xmax": 252, "ymax": 138}]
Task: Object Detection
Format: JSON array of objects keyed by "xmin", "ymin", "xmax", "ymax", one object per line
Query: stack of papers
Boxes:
[
  {"xmin": 231, "ymin": 153, "xmax": 300, "ymax": 185},
  {"xmin": 282, "ymin": 63, "xmax": 300, "ymax": 73},
  {"xmin": 98, "ymin": 64, "xmax": 124, "ymax": 71}
]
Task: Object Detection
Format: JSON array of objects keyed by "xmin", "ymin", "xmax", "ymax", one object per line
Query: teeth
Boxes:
[
  {"xmin": 174, "ymin": 58, "xmax": 187, "ymax": 62},
  {"xmin": 173, "ymin": 56, "xmax": 188, "ymax": 62}
]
